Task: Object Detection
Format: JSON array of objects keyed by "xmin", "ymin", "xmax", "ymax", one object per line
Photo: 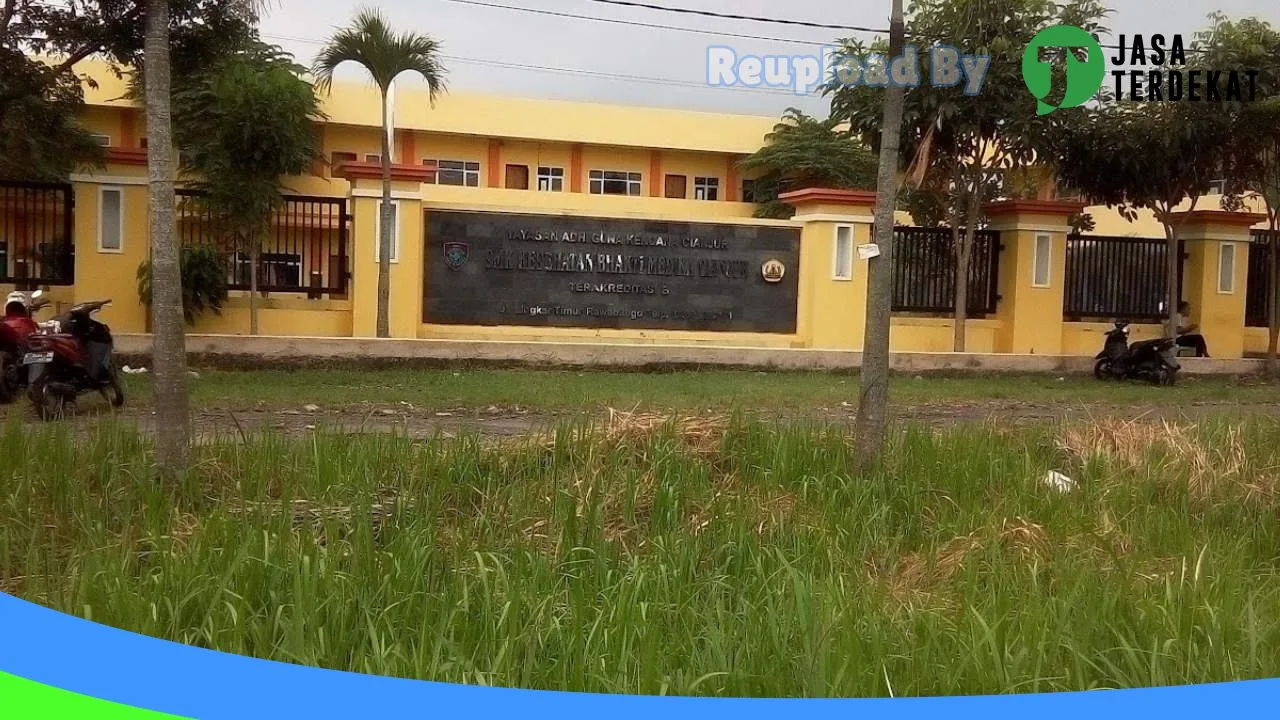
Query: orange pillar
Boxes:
[
  {"xmin": 725, "ymin": 154, "xmax": 740, "ymax": 202},
  {"xmin": 570, "ymin": 144, "xmax": 584, "ymax": 193},
  {"xmin": 649, "ymin": 150, "xmax": 663, "ymax": 197},
  {"xmin": 487, "ymin": 139, "xmax": 502, "ymax": 188},
  {"xmin": 121, "ymin": 109, "xmax": 137, "ymax": 148}
]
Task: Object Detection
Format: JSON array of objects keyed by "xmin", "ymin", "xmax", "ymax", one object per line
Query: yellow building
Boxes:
[{"xmin": 2, "ymin": 60, "xmax": 1273, "ymax": 359}]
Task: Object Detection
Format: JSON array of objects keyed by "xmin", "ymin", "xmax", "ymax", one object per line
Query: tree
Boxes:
[
  {"xmin": 829, "ymin": 0, "xmax": 1109, "ymax": 351},
  {"xmin": 313, "ymin": 9, "xmax": 446, "ymax": 339},
  {"xmin": 852, "ymin": 0, "xmax": 906, "ymax": 468},
  {"xmin": 1048, "ymin": 102, "xmax": 1232, "ymax": 339},
  {"xmin": 172, "ymin": 43, "xmax": 323, "ymax": 334},
  {"xmin": 738, "ymin": 108, "xmax": 877, "ymax": 218},
  {"xmin": 1203, "ymin": 16, "xmax": 1280, "ymax": 365}
]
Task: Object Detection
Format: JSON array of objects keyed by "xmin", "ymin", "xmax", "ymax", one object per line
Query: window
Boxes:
[
  {"xmin": 98, "ymin": 187, "xmax": 124, "ymax": 253},
  {"xmin": 1219, "ymin": 242, "xmax": 1237, "ymax": 294},
  {"xmin": 694, "ymin": 177, "xmax": 720, "ymax": 201},
  {"xmin": 1032, "ymin": 233, "xmax": 1052, "ymax": 287},
  {"xmin": 742, "ymin": 179, "xmax": 759, "ymax": 203},
  {"xmin": 331, "ymin": 151, "xmax": 358, "ymax": 172},
  {"xmin": 1207, "ymin": 179, "xmax": 1228, "ymax": 195},
  {"xmin": 664, "ymin": 174, "xmax": 687, "ymax": 199},
  {"xmin": 89, "ymin": 133, "xmax": 111, "ymax": 147},
  {"xmin": 373, "ymin": 201, "xmax": 400, "ymax": 263},
  {"xmin": 432, "ymin": 160, "xmax": 481, "ymax": 187},
  {"xmin": 537, "ymin": 166, "xmax": 564, "ymax": 192},
  {"xmin": 506, "ymin": 164, "xmax": 530, "ymax": 190},
  {"xmin": 833, "ymin": 226, "xmax": 853, "ymax": 280},
  {"xmin": 589, "ymin": 170, "xmax": 642, "ymax": 196},
  {"xmin": 364, "ymin": 154, "xmax": 381, "ymax": 164},
  {"xmin": 262, "ymin": 253, "xmax": 302, "ymax": 288}
]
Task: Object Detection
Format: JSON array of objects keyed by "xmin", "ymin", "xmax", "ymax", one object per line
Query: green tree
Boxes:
[
  {"xmin": 1201, "ymin": 16, "xmax": 1280, "ymax": 365},
  {"xmin": 312, "ymin": 8, "xmax": 446, "ymax": 339},
  {"xmin": 172, "ymin": 43, "xmax": 324, "ymax": 334},
  {"xmin": 828, "ymin": 0, "xmax": 1109, "ymax": 351},
  {"xmin": 1048, "ymin": 102, "xmax": 1232, "ymax": 339},
  {"xmin": 738, "ymin": 108, "xmax": 876, "ymax": 219}
]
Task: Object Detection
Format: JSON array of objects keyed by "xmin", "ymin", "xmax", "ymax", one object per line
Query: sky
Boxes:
[{"xmin": 258, "ymin": 0, "xmax": 1280, "ymax": 118}]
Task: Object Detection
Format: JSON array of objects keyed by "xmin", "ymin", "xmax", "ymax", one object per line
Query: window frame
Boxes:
[
  {"xmin": 432, "ymin": 159, "xmax": 481, "ymax": 187},
  {"xmin": 372, "ymin": 200, "xmax": 401, "ymax": 264},
  {"xmin": 589, "ymin": 169, "xmax": 643, "ymax": 197},
  {"xmin": 537, "ymin": 166, "xmax": 565, "ymax": 192},
  {"xmin": 1032, "ymin": 233, "xmax": 1053, "ymax": 288},
  {"xmin": 693, "ymin": 176, "xmax": 720, "ymax": 201},
  {"xmin": 1218, "ymin": 241, "xmax": 1237, "ymax": 294},
  {"xmin": 97, "ymin": 186, "xmax": 125, "ymax": 254},
  {"xmin": 832, "ymin": 225, "xmax": 854, "ymax": 281}
]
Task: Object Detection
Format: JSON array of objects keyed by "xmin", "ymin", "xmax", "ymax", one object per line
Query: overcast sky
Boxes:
[{"xmin": 258, "ymin": 0, "xmax": 1280, "ymax": 118}]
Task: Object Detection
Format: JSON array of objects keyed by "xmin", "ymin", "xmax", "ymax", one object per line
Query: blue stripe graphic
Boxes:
[{"xmin": 2, "ymin": 592, "xmax": 1278, "ymax": 719}]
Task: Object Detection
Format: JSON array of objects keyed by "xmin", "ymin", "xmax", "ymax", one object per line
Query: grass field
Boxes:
[
  {"xmin": 109, "ymin": 368, "xmax": 1280, "ymax": 412},
  {"xmin": 5, "ymin": 403, "xmax": 1280, "ymax": 697}
]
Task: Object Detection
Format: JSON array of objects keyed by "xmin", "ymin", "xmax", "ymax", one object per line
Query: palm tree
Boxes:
[
  {"xmin": 312, "ymin": 9, "xmax": 447, "ymax": 338},
  {"xmin": 144, "ymin": 0, "xmax": 191, "ymax": 480}
]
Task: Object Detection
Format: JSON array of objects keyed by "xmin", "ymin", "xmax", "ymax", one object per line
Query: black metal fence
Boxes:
[
  {"xmin": 0, "ymin": 181, "xmax": 75, "ymax": 287},
  {"xmin": 176, "ymin": 190, "xmax": 350, "ymax": 297},
  {"xmin": 1063, "ymin": 234, "xmax": 1183, "ymax": 322},
  {"xmin": 1247, "ymin": 230, "xmax": 1278, "ymax": 328},
  {"xmin": 892, "ymin": 226, "xmax": 1002, "ymax": 316}
]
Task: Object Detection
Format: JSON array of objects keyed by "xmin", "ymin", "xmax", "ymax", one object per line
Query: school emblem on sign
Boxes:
[
  {"xmin": 443, "ymin": 242, "xmax": 469, "ymax": 271},
  {"xmin": 761, "ymin": 258, "xmax": 786, "ymax": 283}
]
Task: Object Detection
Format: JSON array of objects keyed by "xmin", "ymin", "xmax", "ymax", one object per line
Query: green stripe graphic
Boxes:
[{"xmin": 0, "ymin": 671, "xmax": 192, "ymax": 720}]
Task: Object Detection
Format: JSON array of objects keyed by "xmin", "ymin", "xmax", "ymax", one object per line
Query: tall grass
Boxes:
[{"xmin": 3, "ymin": 413, "xmax": 1280, "ymax": 697}]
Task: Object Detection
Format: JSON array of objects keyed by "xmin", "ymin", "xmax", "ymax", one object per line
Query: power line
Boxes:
[
  {"xmin": 438, "ymin": 0, "xmax": 833, "ymax": 46},
  {"xmin": 582, "ymin": 0, "xmax": 891, "ymax": 34},
  {"xmin": 262, "ymin": 33, "xmax": 812, "ymax": 97}
]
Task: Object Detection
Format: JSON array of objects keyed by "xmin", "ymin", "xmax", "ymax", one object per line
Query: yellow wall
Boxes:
[
  {"xmin": 499, "ymin": 141, "xmax": 575, "ymax": 190},
  {"xmin": 192, "ymin": 298, "xmax": 352, "ymax": 337},
  {"xmin": 891, "ymin": 318, "xmax": 1001, "ymax": 354},
  {"xmin": 71, "ymin": 176, "xmax": 150, "ymax": 334}
]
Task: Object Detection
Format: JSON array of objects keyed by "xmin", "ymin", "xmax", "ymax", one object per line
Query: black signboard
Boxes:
[{"xmin": 424, "ymin": 210, "xmax": 801, "ymax": 333}]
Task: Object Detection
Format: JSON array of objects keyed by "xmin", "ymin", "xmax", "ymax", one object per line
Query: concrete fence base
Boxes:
[{"xmin": 111, "ymin": 334, "xmax": 1268, "ymax": 376}]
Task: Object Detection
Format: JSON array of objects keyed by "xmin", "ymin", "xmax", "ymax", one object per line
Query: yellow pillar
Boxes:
[
  {"xmin": 69, "ymin": 150, "xmax": 152, "ymax": 333},
  {"xmin": 1170, "ymin": 209, "xmax": 1266, "ymax": 359},
  {"xmin": 341, "ymin": 162, "xmax": 430, "ymax": 338},
  {"xmin": 986, "ymin": 200, "xmax": 1084, "ymax": 355},
  {"xmin": 779, "ymin": 188, "xmax": 877, "ymax": 349}
]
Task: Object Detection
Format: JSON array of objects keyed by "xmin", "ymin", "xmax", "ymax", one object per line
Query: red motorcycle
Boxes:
[
  {"xmin": 0, "ymin": 289, "xmax": 50, "ymax": 402},
  {"xmin": 24, "ymin": 299, "xmax": 124, "ymax": 419}
]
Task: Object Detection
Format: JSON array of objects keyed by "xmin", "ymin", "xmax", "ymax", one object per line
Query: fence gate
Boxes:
[
  {"xmin": 176, "ymin": 190, "xmax": 350, "ymax": 297},
  {"xmin": 1063, "ymin": 235, "xmax": 1185, "ymax": 322},
  {"xmin": 891, "ymin": 226, "xmax": 1002, "ymax": 316},
  {"xmin": 1247, "ymin": 230, "xmax": 1278, "ymax": 328},
  {"xmin": 0, "ymin": 181, "xmax": 75, "ymax": 287}
]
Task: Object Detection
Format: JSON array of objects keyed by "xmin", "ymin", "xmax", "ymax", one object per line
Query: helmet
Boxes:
[{"xmin": 4, "ymin": 291, "xmax": 29, "ymax": 316}]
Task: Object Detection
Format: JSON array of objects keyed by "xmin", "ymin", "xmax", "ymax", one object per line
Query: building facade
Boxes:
[{"xmin": 1, "ymin": 60, "xmax": 1274, "ymax": 358}]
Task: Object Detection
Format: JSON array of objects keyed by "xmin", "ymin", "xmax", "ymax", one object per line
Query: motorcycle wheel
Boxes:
[
  {"xmin": 1094, "ymin": 359, "xmax": 1112, "ymax": 380},
  {"xmin": 0, "ymin": 351, "xmax": 17, "ymax": 404},
  {"xmin": 28, "ymin": 375, "xmax": 65, "ymax": 421},
  {"xmin": 101, "ymin": 364, "xmax": 124, "ymax": 408}
]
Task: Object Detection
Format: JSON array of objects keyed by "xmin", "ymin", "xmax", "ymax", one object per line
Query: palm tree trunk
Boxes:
[
  {"xmin": 1267, "ymin": 213, "xmax": 1279, "ymax": 374},
  {"xmin": 853, "ymin": 0, "xmax": 905, "ymax": 469},
  {"xmin": 376, "ymin": 86, "xmax": 393, "ymax": 338},
  {"xmin": 248, "ymin": 238, "xmax": 260, "ymax": 335},
  {"xmin": 1161, "ymin": 217, "xmax": 1180, "ymax": 340},
  {"xmin": 144, "ymin": 0, "xmax": 190, "ymax": 480},
  {"xmin": 953, "ymin": 184, "xmax": 981, "ymax": 353}
]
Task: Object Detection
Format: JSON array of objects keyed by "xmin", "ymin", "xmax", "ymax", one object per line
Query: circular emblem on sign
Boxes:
[
  {"xmin": 443, "ymin": 242, "xmax": 469, "ymax": 271},
  {"xmin": 761, "ymin": 259, "xmax": 786, "ymax": 283}
]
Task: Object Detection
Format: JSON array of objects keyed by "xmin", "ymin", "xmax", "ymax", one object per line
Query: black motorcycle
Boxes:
[{"xmin": 1094, "ymin": 321, "xmax": 1180, "ymax": 386}]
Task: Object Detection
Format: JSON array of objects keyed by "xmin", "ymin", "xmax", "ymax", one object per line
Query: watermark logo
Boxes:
[
  {"xmin": 1022, "ymin": 25, "xmax": 1106, "ymax": 115},
  {"xmin": 707, "ymin": 45, "xmax": 992, "ymax": 96}
]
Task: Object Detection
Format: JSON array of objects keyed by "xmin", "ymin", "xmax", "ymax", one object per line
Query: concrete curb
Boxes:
[{"xmin": 112, "ymin": 334, "xmax": 1267, "ymax": 376}]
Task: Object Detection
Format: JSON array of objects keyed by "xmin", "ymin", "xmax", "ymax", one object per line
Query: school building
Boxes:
[{"xmin": 1, "ymin": 60, "xmax": 1274, "ymax": 359}]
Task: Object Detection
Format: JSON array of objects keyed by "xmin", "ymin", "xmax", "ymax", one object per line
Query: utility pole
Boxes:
[{"xmin": 853, "ymin": 0, "xmax": 906, "ymax": 468}]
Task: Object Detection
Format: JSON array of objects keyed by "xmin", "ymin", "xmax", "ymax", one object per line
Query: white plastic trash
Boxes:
[{"xmin": 1042, "ymin": 470, "xmax": 1077, "ymax": 493}]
